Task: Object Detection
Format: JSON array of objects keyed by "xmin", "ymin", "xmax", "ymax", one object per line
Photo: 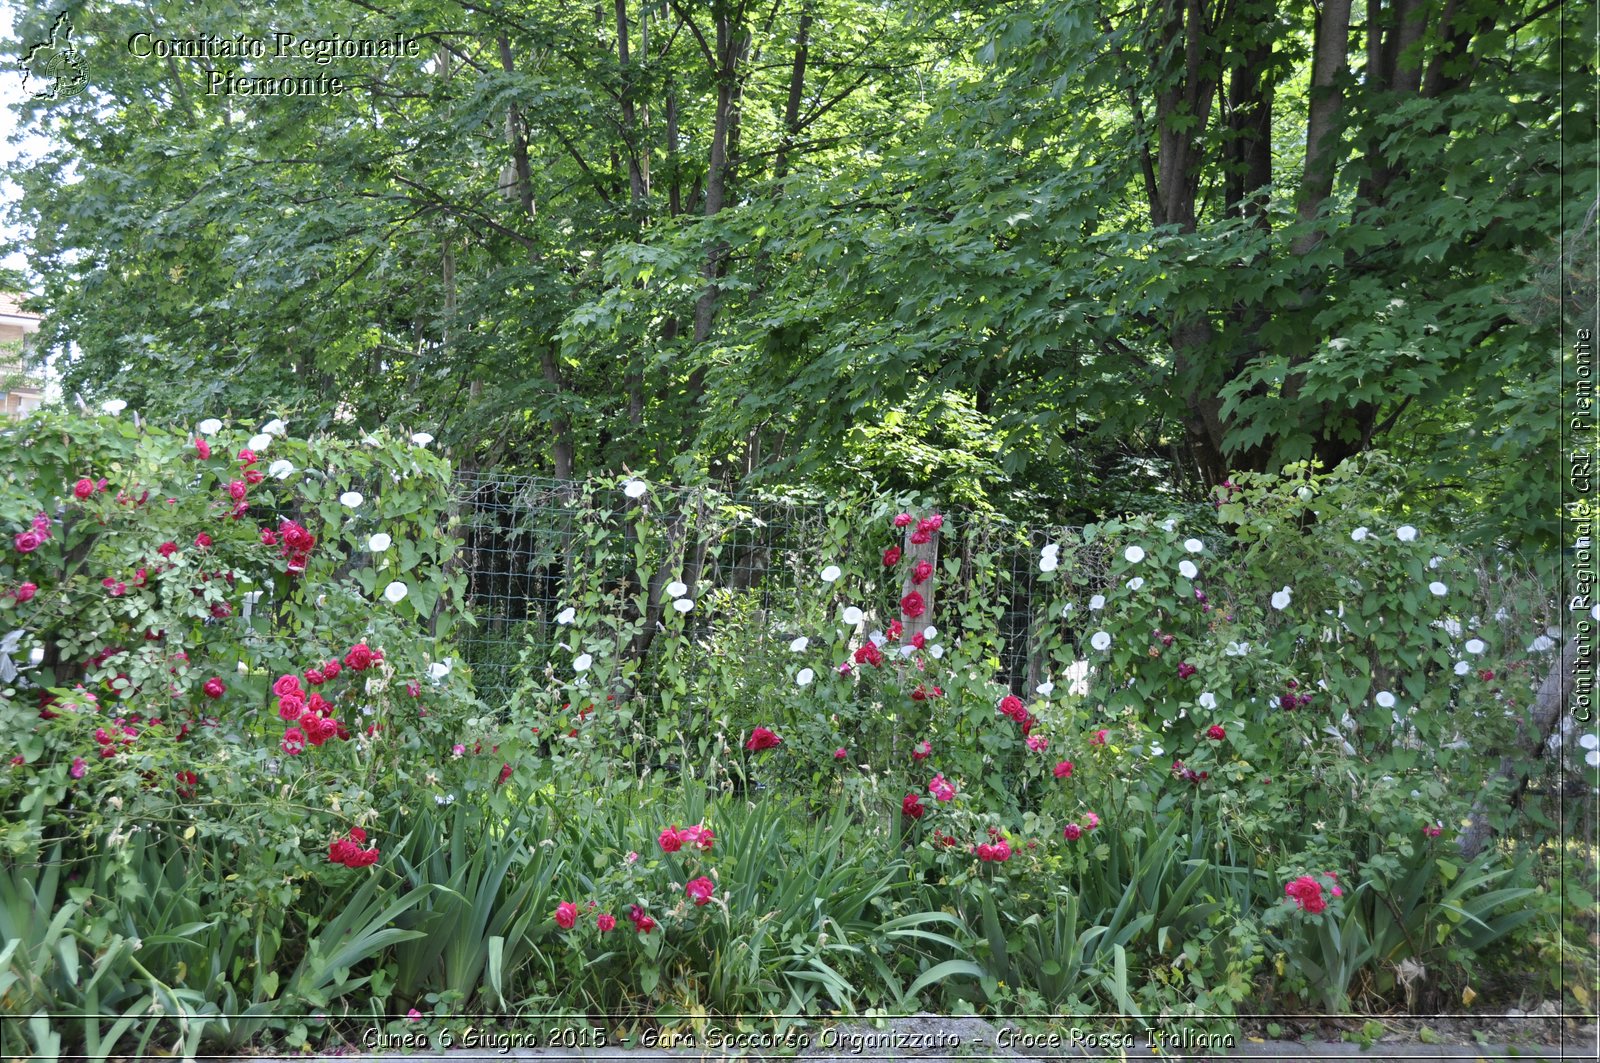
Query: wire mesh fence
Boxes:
[{"xmin": 450, "ymin": 472, "xmax": 1107, "ymax": 707}]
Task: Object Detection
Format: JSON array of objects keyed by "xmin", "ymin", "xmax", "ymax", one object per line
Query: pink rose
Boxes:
[
  {"xmin": 1053, "ymin": 761, "xmax": 1073, "ymax": 779},
  {"xmin": 1026, "ymin": 735, "xmax": 1047, "ymax": 752},
  {"xmin": 928, "ymin": 773, "xmax": 955, "ymax": 802},
  {"xmin": 685, "ymin": 876, "xmax": 715, "ymax": 906},
  {"xmin": 73, "ymin": 478, "xmax": 95, "ymax": 500},
  {"xmin": 554, "ymin": 901, "xmax": 578, "ymax": 929},
  {"xmin": 228, "ymin": 480, "xmax": 248, "ymax": 502},
  {"xmin": 1063, "ymin": 823, "xmax": 1082, "ymax": 841},
  {"xmin": 194, "ymin": 437, "xmax": 211, "ymax": 460},
  {"xmin": 272, "ymin": 674, "xmax": 302, "ymax": 697},
  {"xmin": 834, "ymin": 747, "xmax": 848, "ymax": 759},
  {"xmin": 892, "ymin": 512, "xmax": 913, "ymax": 528},
  {"xmin": 13, "ymin": 582, "xmax": 37, "ymax": 603},
  {"xmin": 70, "ymin": 757, "xmax": 87, "ymax": 779},
  {"xmin": 596, "ymin": 913, "xmax": 616, "ymax": 932},
  {"xmin": 13, "ymin": 530, "xmax": 42, "ymax": 553},
  {"xmin": 202, "ymin": 677, "xmax": 226, "ymax": 699},
  {"xmin": 658, "ymin": 826, "xmax": 683, "ymax": 852}
]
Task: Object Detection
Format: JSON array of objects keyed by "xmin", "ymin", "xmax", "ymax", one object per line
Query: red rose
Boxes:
[
  {"xmin": 596, "ymin": 913, "xmax": 616, "ymax": 932},
  {"xmin": 916, "ymin": 514, "xmax": 943, "ymax": 534},
  {"xmin": 323, "ymin": 658, "xmax": 341, "ymax": 679},
  {"xmin": 272, "ymin": 674, "xmax": 302, "ymax": 697},
  {"xmin": 899, "ymin": 591, "xmax": 926, "ymax": 619},
  {"xmin": 305, "ymin": 667, "xmax": 326, "ymax": 686},
  {"xmin": 202, "ymin": 677, "xmax": 226, "ymax": 699},
  {"xmin": 210, "ymin": 602, "xmax": 232, "ymax": 619},
  {"xmin": 883, "ymin": 546, "xmax": 901, "ymax": 566},
  {"xmin": 1206, "ymin": 724, "xmax": 1226, "ymax": 741},
  {"xmin": 175, "ymin": 770, "xmax": 199, "ymax": 798},
  {"xmin": 685, "ymin": 875, "xmax": 715, "ymax": 906},
  {"xmin": 912, "ymin": 560, "xmax": 933, "ymax": 584},
  {"xmin": 237, "ymin": 449, "xmax": 257, "ymax": 465},
  {"xmin": 228, "ymin": 480, "xmax": 248, "ymax": 502},
  {"xmin": 901, "ymin": 793, "xmax": 925, "ymax": 819},
  {"xmin": 744, "ymin": 726, "xmax": 781, "ymax": 752},
  {"xmin": 158, "ymin": 541, "xmax": 178, "ymax": 558},
  {"xmin": 244, "ymin": 469, "xmax": 265, "ymax": 485},
  {"xmin": 343, "ymin": 643, "xmax": 378, "ymax": 671},
  {"xmin": 73, "ymin": 478, "xmax": 95, "ymax": 500},
  {"xmin": 658, "ymin": 826, "xmax": 683, "ymax": 852},
  {"xmin": 13, "ymin": 530, "xmax": 42, "ymax": 553},
  {"xmin": 497, "ymin": 762, "xmax": 513, "ymax": 786},
  {"xmin": 194, "ymin": 533, "xmax": 212, "ymax": 549},
  {"xmin": 909, "ymin": 529, "xmax": 931, "ymax": 545},
  {"xmin": 194, "ymin": 438, "xmax": 211, "ymax": 459},
  {"xmin": 1053, "ymin": 761, "xmax": 1073, "ymax": 778},
  {"xmin": 998, "ymin": 695, "xmax": 1025, "ymax": 721},
  {"xmin": 892, "ymin": 512, "xmax": 913, "ymax": 528},
  {"xmin": 1063, "ymin": 823, "xmax": 1083, "ymax": 841}
]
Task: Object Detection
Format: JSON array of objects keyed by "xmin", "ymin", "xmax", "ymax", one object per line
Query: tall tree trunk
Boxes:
[
  {"xmin": 1458, "ymin": 636, "xmax": 1589, "ymax": 859},
  {"xmin": 498, "ymin": 33, "xmax": 574, "ymax": 480}
]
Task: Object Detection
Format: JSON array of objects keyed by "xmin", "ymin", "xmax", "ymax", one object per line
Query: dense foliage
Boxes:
[
  {"xmin": 5, "ymin": 1, "xmax": 1592, "ymax": 540},
  {"xmin": 2, "ymin": 410, "xmax": 1592, "ymax": 1057}
]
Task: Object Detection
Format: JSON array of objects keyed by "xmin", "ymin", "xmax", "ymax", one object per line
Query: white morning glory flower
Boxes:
[
  {"xmin": 268, "ymin": 459, "xmax": 294, "ymax": 480},
  {"xmin": 1587, "ymin": 749, "xmax": 1600, "ymax": 768},
  {"xmin": 868, "ymin": 631, "xmax": 887, "ymax": 648},
  {"xmin": 1428, "ymin": 581, "xmax": 1448, "ymax": 596},
  {"xmin": 666, "ymin": 580, "xmax": 688, "ymax": 598},
  {"xmin": 1464, "ymin": 638, "xmax": 1486, "ymax": 655},
  {"xmin": 1161, "ymin": 518, "xmax": 1177, "ymax": 532},
  {"xmin": 261, "ymin": 419, "xmax": 288, "ymax": 437},
  {"xmin": 1397, "ymin": 525, "xmax": 1418, "ymax": 542},
  {"xmin": 929, "ymin": 644, "xmax": 944, "ymax": 659},
  {"xmin": 100, "ymin": 399, "xmax": 128, "ymax": 415},
  {"xmin": 820, "ymin": 565, "xmax": 842, "ymax": 583},
  {"xmin": 427, "ymin": 660, "xmax": 451, "ymax": 680},
  {"xmin": 1578, "ymin": 733, "xmax": 1598, "ymax": 751},
  {"xmin": 796, "ymin": 668, "xmax": 814, "ymax": 687},
  {"xmin": 899, "ymin": 645, "xmax": 917, "ymax": 657},
  {"xmin": 1592, "ymin": 603, "xmax": 1599, "ymax": 622},
  {"xmin": 1090, "ymin": 631, "xmax": 1112, "ymax": 652},
  {"xmin": 1351, "ymin": 527, "xmax": 1369, "ymax": 542},
  {"xmin": 411, "ymin": 432, "xmax": 434, "ymax": 446},
  {"xmin": 1040, "ymin": 556, "xmax": 1058, "ymax": 573},
  {"xmin": 1429, "ymin": 556, "xmax": 1444, "ymax": 569},
  {"xmin": 574, "ymin": 653, "xmax": 593, "ymax": 672},
  {"xmin": 1375, "ymin": 691, "xmax": 1396, "ymax": 708},
  {"xmin": 555, "ymin": 606, "xmax": 576, "ymax": 625},
  {"xmin": 1127, "ymin": 576, "xmax": 1144, "ymax": 591},
  {"xmin": 1184, "ymin": 538, "xmax": 1203, "ymax": 553},
  {"xmin": 339, "ymin": 491, "xmax": 364, "ymax": 508},
  {"xmin": 1441, "ymin": 618, "xmax": 1463, "ymax": 638},
  {"xmin": 1198, "ymin": 692, "xmax": 1217, "ymax": 710},
  {"xmin": 368, "ymin": 533, "xmax": 392, "ymax": 552},
  {"xmin": 1124, "ymin": 545, "xmax": 1146, "ymax": 564},
  {"xmin": 622, "ymin": 479, "xmax": 648, "ymax": 499},
  {"xmin": 1224, "ymin": 641, "xmax": 1251, "ymax": 657},
  {"xmin": 842, "ymin": 606, "xmax": 864, "ymax": 625},
  {"xmin": 1089, "ymin": 594, "xmax": 1106, "ymax": 611},
  {"xmin": 197, "ymin": 417, "xmax": 222, "ymax": 434},
  {"xmin": 248, "ymin": 433, "xmax": 273, "ymax": 452},
  {"xmin": 1041, "ymin": 543, "xmax": 1060, "ymax": 559},
  {"xmin": 672, "ymin": 598, "xmax": 694, "ymax": 613},
  {"xmin": 1179, "ymin": 560, "xmax": 1198, "ymax": 579},
  {"xmin": 923, "ymin": 626, "xmax": 938, "ymax": 640},
  {"xmin": 1528, "ymin": 634, "xmax": 1555, "ymax": 653},
  {"xmin": 1454, "ymin": 660, "xmax": 1470, "ymax": 676},
  {"xmin": 1036, "ymin": 681, "xmax": 1054, "ymax": 696},
  {"xmin": 383, "ymin": 581, "xmax": 408, "ymax": 603},
  {"xmin": 789, "ymin": 636, "xmax": 809, "ymax": 653},
  {"xmin": 1271, "ymin": 586, "xmax": 1293, "ymax": 610}
]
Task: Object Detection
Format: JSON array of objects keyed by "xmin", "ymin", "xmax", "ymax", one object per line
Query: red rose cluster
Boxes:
[
  {"xmin": 329, "ymin": 827, "xmax": 379, "ymax": 868},
  {"xmin": 272, "ymin": 643, "xmax": 384, "ymax": 755},
  {"xmin": 1284, "ymin": 873, "xmax": 1341, "ymax": 915},
  {"xmin": 657, "ymin": 823, "xmax": 715, "ymax": 853}
]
